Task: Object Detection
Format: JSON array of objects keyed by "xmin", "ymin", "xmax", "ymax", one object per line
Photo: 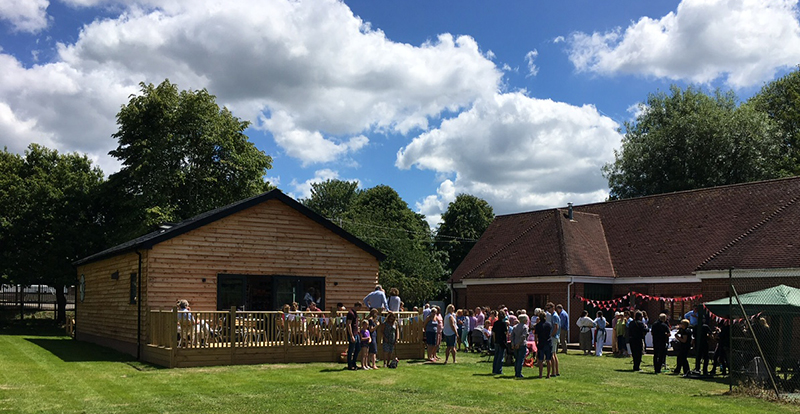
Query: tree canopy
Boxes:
[
  {"xmin": 749, "ymin": 67, "xmax": 800, "ymax": 175},
  {"xmin": 106, "ymin": 80, "xmax": 273, "ymax": 241},
  {"xmin": 436, "ymin": 194, "xmax": 494, "ymax": 274},
  {"xmin": 0, "ymin": 144, "xmax": 105, "ymax": 322},
  {"xmin": 604, "ymin": 85, "xmax": 785, "ymax": 199}
]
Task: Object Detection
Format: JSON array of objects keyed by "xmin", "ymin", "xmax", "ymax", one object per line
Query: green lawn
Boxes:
[{"xmin": 0, "ymin": 322, "xmax": 797, "ymax": 414}]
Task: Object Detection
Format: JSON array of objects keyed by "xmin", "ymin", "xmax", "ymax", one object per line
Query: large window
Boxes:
[{"xmin": 217, "ymin": 274, "xmax": 325, "ymax": 311}]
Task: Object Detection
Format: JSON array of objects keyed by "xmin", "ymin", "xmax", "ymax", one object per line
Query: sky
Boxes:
[{"xmin": 2, "ymin": 0, "xmax": 800, "ymax": 228}]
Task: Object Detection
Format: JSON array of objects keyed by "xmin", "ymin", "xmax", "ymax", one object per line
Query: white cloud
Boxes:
[
  {"xmin": 566, "ymin": 0, "xmax": 800, "ymax": 87},
  {"xmin": 288, "ymin": 168, "xmax": 360, "ymax": 201},
  {"xmin": 416, "ymin": 179, "xmax": 456, "ymax": 229},
  {"xmin": 397, "ymin": 92, "xmax": 622, "ymax": 217},
  {"xmin": 524, "ymin": 49, "xmax": 539, "ymax": 77},
  {"xmin": 0, "ymin": 0, "xmax": 501, "ymax": 173},
  {"xmin": 0, "ymin": 0, "xmax": 49, "ymax": 33},
  {"xmin": 553, "ymin": 36, "xmax": 565, "ymax": 44}
]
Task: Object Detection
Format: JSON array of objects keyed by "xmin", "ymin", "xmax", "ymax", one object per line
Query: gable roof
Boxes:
[
  {"xmin": 74, "ymin": 189, "xmax": 386, "ymax": 266},
  {"xmin": 452, "ymin": 177, "xmax": 800, "ymax": 282}
]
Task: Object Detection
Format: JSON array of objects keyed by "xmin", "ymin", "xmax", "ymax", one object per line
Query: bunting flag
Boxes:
[{"xmin": 574, "ymin": 291, "xmax": 703, "ymax": 311}]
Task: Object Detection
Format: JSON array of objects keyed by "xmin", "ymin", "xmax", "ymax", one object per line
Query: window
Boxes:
[
  {"xmin": 527, "ymin": 294, "xmax": 549, "ymax": 310},
  {"xmin": 129, "ymin": 273, "xmax": 137, "ymax": 304}
]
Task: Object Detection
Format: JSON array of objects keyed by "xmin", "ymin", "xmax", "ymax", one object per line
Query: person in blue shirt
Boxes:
[
  {"xmin": 363, "ymin": 285, "xmax": 388, "ymax": 310},
  {"xmin": 557, "ymin": 304, "xmax": 569, "ymax": 354}
]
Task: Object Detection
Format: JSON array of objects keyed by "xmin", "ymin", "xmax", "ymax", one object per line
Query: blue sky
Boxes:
[{"xmin": 1, "ymin": 0, "xmax": 799, "ymax": 227}]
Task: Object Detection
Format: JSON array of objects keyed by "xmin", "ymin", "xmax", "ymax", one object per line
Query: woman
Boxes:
[
  {"xmin": 674, "ymin": 319, "xmax": 692, "ymax": 376},
  {"xmin": 367, "ymin": 309, "xmax": 380, "ymax": 369},
  {"xmin": 382, "ymin": 312, "xmax": 398, "ymax": 368},
  {"xmin": 491, "ymin": 310, "xmax": 508, "ymax": 375},
  {"xmin": 576, "ymin": 310, "xmax": 596, "ymax": 355},
  {"xmin": 423, "ymin": 307, "xmax": 439, "ymax": 362},
  {"xmin": 456, "ymin": 309, "xmax": 466, "ymax": 351},
  {"xmin": 443, "ymin": 304, "xmax": 459, "ymax": 364},
  {"xmin": 594, "ymin": 311, "xmax": 607, "ymax": 357},
  {"xmin": 510, "ymin": 314, "xmax": 529, "ymax": 378},
  {"xmin": 387, "ymin": 288, "xmax": 401, "ymax": 312}
]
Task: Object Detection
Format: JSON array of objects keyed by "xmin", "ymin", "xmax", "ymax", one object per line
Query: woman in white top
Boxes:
[
  {"xmin": 576, "ymin": 310, "xmax": 596, "ymax": 355},
  {"xmin": 387, "ymin": 288, "xmax": 401, "ymax": 312},
  {"xmin": 443, "ymin": 304, "xmax": 459, "ymax": 364}
]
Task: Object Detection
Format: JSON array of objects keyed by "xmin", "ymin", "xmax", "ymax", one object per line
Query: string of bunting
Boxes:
[
  {"xmin": 285, "ymin": 315, "xmax": 422, "ymax": 325},
  {"xmin": 702, "ymin": 304, "xmax": 761, "ymax": 326},
  {"xmin": 575, "ymin": 291, "xmax": 703, "ymax": 311}
]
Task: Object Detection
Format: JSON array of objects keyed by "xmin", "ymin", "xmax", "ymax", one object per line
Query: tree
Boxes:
[
  {"xmin": 301, "ymin": 179, "xmax": 359, "ymax": 222},
  {"xmin": 106, "ymin": 80, "xmax": 273, "ymax": 241},
  {"xmin": 0, "ymin": 145, "xmax": 105, "ymax": 323},
  {"xmin": 435, "ymin": 194, "xmax": 494, "ymax": 274},
  {"xmin": 749, "ymin": 67, "xmax": 800, "ymax": 175},
  {"xmin": 604, "ymin": 85, "xmax": 785, "ymax": 199}
]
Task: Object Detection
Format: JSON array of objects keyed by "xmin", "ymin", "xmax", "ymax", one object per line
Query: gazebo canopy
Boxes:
[{"xmin": 704, "ymin": 284, "xmax": 800, "ymax": 317}]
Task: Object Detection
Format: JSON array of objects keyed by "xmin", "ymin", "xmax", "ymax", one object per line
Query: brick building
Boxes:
[{"xmin": 450, "ymin": 177, "xmax": 800, "ymax": 343}]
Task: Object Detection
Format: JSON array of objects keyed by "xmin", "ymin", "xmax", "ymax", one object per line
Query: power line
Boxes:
[{"xmin": 329, "ymin": 217, "xmax": 479, "ymax": 243}]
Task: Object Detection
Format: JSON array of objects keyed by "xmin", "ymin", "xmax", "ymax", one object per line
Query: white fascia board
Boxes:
[
  {"xmin": 696, "ymin": 268, "xmax": 800, "ymax": 280},
  {"xmin": 460, "ymin": 275, "xmax": 700, "ymax": 286}
]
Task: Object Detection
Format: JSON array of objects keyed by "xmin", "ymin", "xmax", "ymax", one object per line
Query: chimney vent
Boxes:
[{"xmin": 567, "ymin": 203, "xmax": 574, "ymax": 220}]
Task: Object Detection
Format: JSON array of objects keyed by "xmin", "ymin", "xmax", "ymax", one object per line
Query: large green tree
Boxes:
[
  {"xmin": 301, "ymin": 179, "xmax": 359, "ymax": 223},
  {"xmin": 435, "ymin": 194, "xmax": 494, "ymax": 274},
  {"xmin": 749, "ymin": 67, "xmax": 800, "ymax": 175},
  {"xmin": 604, "ymin": 85, "xmax": 785, "ymax": 199},
  {"xmin": 0, "ymin": 145, "xmax": 105, "ymax": 323},
  {"xmin": 106, "ymin": 80, "xmax": 273, "ymax": 242}
]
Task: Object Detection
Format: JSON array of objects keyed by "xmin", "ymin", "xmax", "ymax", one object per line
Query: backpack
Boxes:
[{"xmin": 388, "ymin": 359, "xmax": 398, "ymax": 369}]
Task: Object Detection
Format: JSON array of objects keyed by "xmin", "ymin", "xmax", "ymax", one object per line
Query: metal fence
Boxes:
[
  {"xmin": 703, "ymin": 269, "xmax": 800, "ymax": 401},
  {"xmin": 0, "ymin": 284, "xmax": 76, "ymax": 314}
]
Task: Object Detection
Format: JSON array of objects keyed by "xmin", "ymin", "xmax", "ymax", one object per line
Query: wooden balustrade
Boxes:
[{"xmin": 144, "ymin": 308, "xmax": 425, "ymax": 367}]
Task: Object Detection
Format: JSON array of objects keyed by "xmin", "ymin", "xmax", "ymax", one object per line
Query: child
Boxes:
[
  {"xmin": 360, "ymin": 320, "xmax": 371, "ymax": 370},
  {"xmin": 367, "ymin": 309, "xmax": 379, "ymax": 369}
]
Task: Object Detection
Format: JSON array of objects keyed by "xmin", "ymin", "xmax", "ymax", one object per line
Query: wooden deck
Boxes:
[{"xmin": 145, "ymin": 309, "xmax": 425, "ymax": 368}]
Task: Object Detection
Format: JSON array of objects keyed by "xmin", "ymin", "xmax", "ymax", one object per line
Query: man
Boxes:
[
  {"xmin": 345, "ymin": 302, "xmax": 362, "ymax": 370},
  {"xmin": 363, "ymin": 284, "xmax": 388, "ymax": 310},
  {"xmin": 651, "ymin": 313, "xmax": 670, "ymax": 374},
  {"xmin": 510, "ymin": 314, "xmax": 530, "ymax": 379},
  {"xmin": 628, "ymin": 311, "xmax": 649, "ymax": 371},
  {"xmin": 557, "ymin": 304, "xmax": 569, "ymax": 354},
  {"xmin": 422, "ymin": 303, "xmax": 432, "ymax": 319},
  {"xmin": 545, "ymin": 302, "xmax": 560, "ymax": 376}
]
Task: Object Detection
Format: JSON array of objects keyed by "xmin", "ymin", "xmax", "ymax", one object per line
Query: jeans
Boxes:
[
  {"xmin": 514, "ymin": 346, "xmax": 527, "ymax": 377},
  {"xmin": 347, "ymin": 335, "xmax": 361, "ymax": 369},
  {"xmin": 492, "ymin": 344, "xmax": 505, "ymax": 374},
  {"xmin": 653, "ymin": 342, "xmax": 667, "ymax": 373}
]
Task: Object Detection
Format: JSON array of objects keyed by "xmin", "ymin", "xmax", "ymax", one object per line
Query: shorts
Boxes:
[
  {"xmin": 444, "ymin": 334, "xmax": 457, "ymax": 347},
  {"xmin": 537, "ymin": 346, "xmax": 552, "ymax": 361},
  {"xmin": 426, "ymin": 331, "xmax": 437, "ymax": 346},
  {"xmin": 550, "ymin": 337, "xmax": 559, "ymax": 350}
]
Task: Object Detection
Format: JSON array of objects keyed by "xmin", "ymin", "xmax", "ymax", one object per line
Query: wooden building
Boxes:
[
  {"xmin": 451, "ymin": 177, "xmax": 800, "ymax": 343},
  {"xmin": 73, "ymin": 189, "xmax": 395, "ymax": 365}
]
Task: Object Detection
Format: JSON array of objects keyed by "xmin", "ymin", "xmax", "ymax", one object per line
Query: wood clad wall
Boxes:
[
  {"xmin": 146, "ymin": 198, "xmax": 379, "ymax": 312},
  {"xmin": 75, "ymin": 250, "xmax": 147, "ymax": 355}
]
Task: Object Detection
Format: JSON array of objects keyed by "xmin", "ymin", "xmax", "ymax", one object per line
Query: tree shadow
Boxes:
[{"xmin": 25, "ymin": 338, "xmax": 137, "ymax": 363}]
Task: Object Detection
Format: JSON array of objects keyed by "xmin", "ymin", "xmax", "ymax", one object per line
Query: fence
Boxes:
[
  {"xmin": 145, "ymin": 308, "xmax": 424, "ymax": 368},
  {"xmin": 0, "ymin": 285, "xmax": 75, "ymax": 314},
  {"xmin": 703, "ymin": 269, "xmax": 800, "ymax": 400}
]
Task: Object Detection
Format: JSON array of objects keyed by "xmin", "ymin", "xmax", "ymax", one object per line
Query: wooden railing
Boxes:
[{"xmin": 148, "ymin": 308, "xmax": 424, "ymax": 350}]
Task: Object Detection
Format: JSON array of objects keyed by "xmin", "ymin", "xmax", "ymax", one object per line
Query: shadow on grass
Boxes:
[
  {"xmin": 0, "ymin": 320, "xmax": 68, "ymax": 337},
  {"xmin": 25, "ymin": 338, "xmax": 137, "ymax": 363}
]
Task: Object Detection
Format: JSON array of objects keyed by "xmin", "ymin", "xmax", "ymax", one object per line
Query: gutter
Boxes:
[
  {"xmin": 136, "ymin": 250, "xmax": 142, "ymax": 361},
  {"xmin": 567, "ymin": 276, "xmax": 574, "ymax": 339}
]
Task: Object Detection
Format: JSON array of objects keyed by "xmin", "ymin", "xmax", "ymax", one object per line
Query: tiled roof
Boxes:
[{"xmin": 452, "ymin": 177, "xmax": 800, "ymax": 282}]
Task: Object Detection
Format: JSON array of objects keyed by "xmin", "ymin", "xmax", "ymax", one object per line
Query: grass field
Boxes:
[{"xmin": 1, "ymin": 321, "xmax": 798, "ymax": 414}]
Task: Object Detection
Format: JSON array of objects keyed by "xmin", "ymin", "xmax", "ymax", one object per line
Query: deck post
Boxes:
[
  {"xmin": 230, "ymin": 307, "xmax": 236, "ymax": 364},
  {"xmin": 169, "ymin": 307, "xmax": 177, "ymax": 368},
  {"xmin": 282, "ymin": 312, "xmax": 289, "ymax": 363},
  {"xmin": 330, "ymin": 309, "xmax": 338, "ymax": 362}
]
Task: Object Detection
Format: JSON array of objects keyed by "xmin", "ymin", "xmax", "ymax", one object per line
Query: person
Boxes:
[
  {"xmin": 545, "ymin": 302, "xmax": 560, "ymax": 376},
  {"xmin": 435, "ymin": 306, "xmax": 444, "ymax": 359},
  {"xmin": 557, "ymin": 304, "xmax": 569, "ymax": 354},
  {"xmin": 710, "ymin": 323, "xmax": 729, "ymax": 376},
  {"xmin": 651, "ymin": 313, "xmax": 670, "ymax": 374},
  {"xmin": 345, "ymin": 302, "xmax": 362, "ymax": 370},
  {"xmin": 363, "ymin": 285, "xmax": 388, "ymax": 310},
  {"xmin": 615, "ymin": 311, "xmax": 628, "ymax": 357},
  {"xmin": 629, "ymin": 311, "xmax": 649, "ymax": 371},
  {"xmin": 303, "ymin": 287, "xmax": 315, "ymax": 310},
  {"xmin": 534, "ymin": 312, "xmax": 553, "ymax": 378},
  {"xmin": 443, "ymin": 304, "xmax": 459, "ymax": 364},
  {"xmin": 673, "ymin": 319, "xmax": 692, "ymax": 376},
  {"xmin": 387, "ymin": 287, "xmax": 401, "ymax": 312},
  {"xmin": 511, "ymin": 314, "xmax": 529, "ymax": 378},
  {"xmin": 611, "ymin": 312, "xmax": 620, "ymax": 354},
  {"xmin": 594, "ymin": 311, "xmax": 607, "ymax": 357},
  {"xmin": 576, "ymin": 310, "xmax": 595, "ymax": 355},
  {"xmin": 307, "ymin": 301, "xmax": 322, "ymax": 312},
  {"xmin": 422, "ymin": 303, "xmax": 432, "ymax": 319},
  {"xmin": 367, "ymin": 309, "xmax": 380, "ymax": 369},
  {"xmin": 423, "ymin": 307, "xmax": 439, "ymax": 362},
  {"xmin": 382, "ymin": 312, "xmax": 399, "ymax": 368},
  {"xmin": 694, "ymin": 322, "xmax": 712, "ymax": 375},
  {"xmin": 456, "ymin": 309, "xmax": 466, "ymax": 351},
  {"xmin": 492, "ymin": 310, "xmax": 508, "ymax": 375},
  {"xmin": 468, "ymin": 309, "xmax": 479, "ymax": 352},
  {"xmin": 475, "ymin": 307, "xmax": 485, "ymax": 331},
  {"xmin": 359, "ymin": 320, "xmax": 372, "ymax": 369}
]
